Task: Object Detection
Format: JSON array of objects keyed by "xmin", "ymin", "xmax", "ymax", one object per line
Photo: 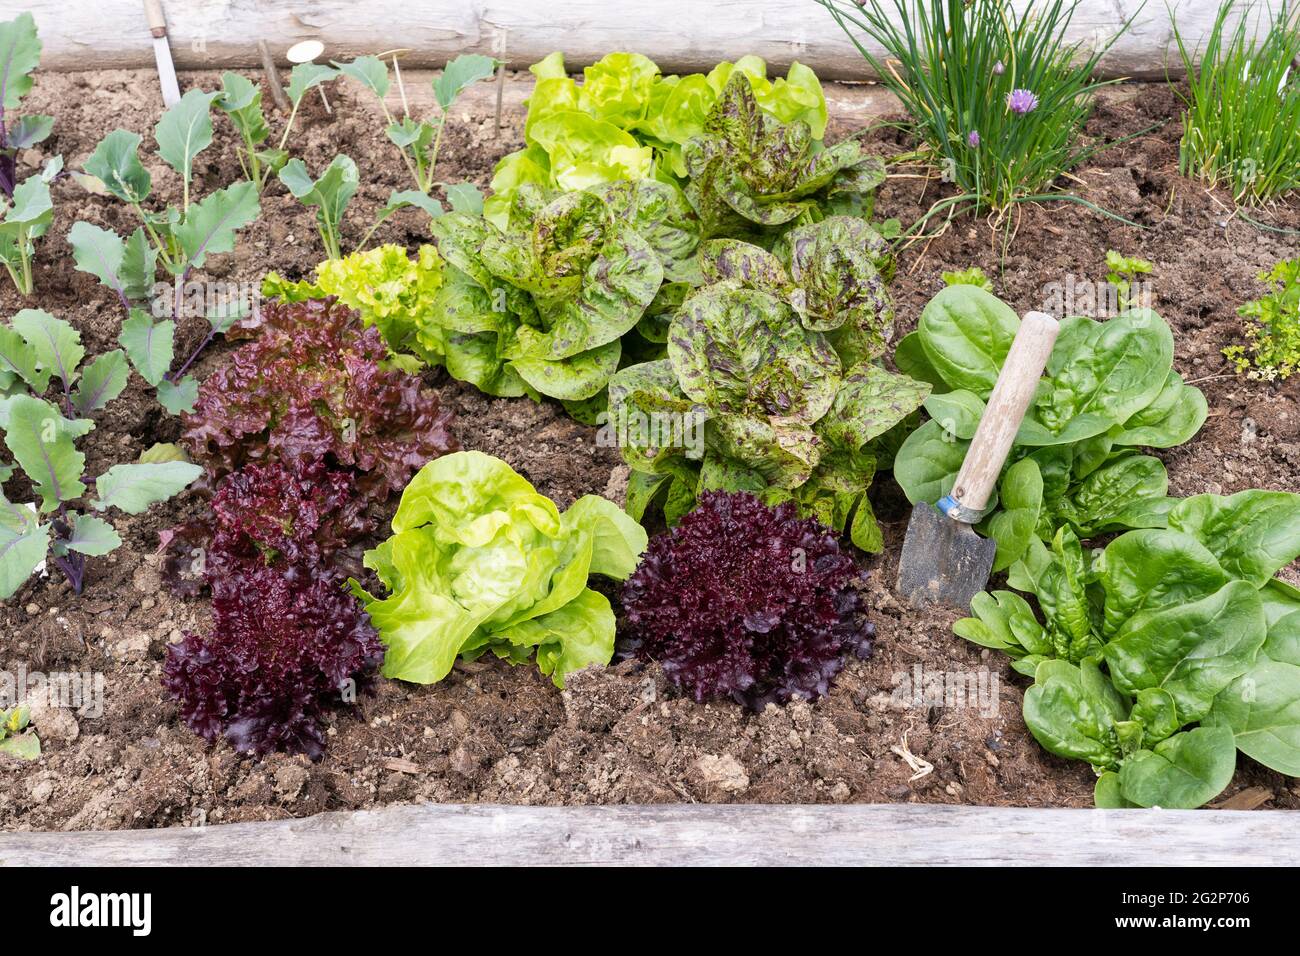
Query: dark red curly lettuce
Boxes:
[
  {"xmin": 160, "ymin": 459, "xmax": 372, "ymax": 596},
  {"xmin": 161, "ymin": 459, "xmax": 382, "ymax": 757},
  {"xmin": 182, "ymin": 296, "xmax": 457, "ymax": 501},
  {"xmin": 162, "ymin": 561, "xmax": 383, "ymax": 759},
  {"xmin": 620, "ymin": 491, "xmax": 872, "ymax": 709}
]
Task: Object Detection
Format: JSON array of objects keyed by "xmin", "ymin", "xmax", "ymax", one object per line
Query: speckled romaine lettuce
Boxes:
[{"xmin": 608, "ymin": 216, "xmax": 923, "ymax": 552}]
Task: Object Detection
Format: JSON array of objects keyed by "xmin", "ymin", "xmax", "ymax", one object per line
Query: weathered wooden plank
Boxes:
[
  {"xmin": 1, "ymin": 803, "xmax": 1296, "ymax": 866},
  {"xmin": 17, "ymin": 0, "xmax": 1269, "ymax": 80}
]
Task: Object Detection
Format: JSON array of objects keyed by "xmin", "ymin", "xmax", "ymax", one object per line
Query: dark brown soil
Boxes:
[{"xmin": 1, "ymin": 71, "xmax": 1297, "ymax": 831}]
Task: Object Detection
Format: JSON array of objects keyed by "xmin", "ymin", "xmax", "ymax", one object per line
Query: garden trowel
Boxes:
[
  {"xmin": 896, "ymin": 311, "xmax": 1060, "ymax": 609},
  {"xmin": 144, "ymin": 0, "xmax": 181, "ymax": 107}
]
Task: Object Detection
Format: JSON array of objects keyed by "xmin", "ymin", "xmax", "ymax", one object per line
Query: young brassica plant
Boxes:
[
  {"xmin": 69, "ymin": 89, "xmax": 261, "ymax": 415},
  {"xmin": 0, "ymin": 309, "xmax": 202, "ymax": 599},
  {"xmin": 0, "ymin": 13, "xmax": 63, "ymax": 295},
  {"xmin": 332, "ymin": 53, "xmax": 497, "ymax": 196},
  {"xmin": 215, "ymin": 63, "xmax": 338, "ymax": 193},
  {"xmin": 279, "ymin": 154, "xmax": 442, "ymax": 259},
  {"xmin": 0, "ymin": 12, "xmax": 53, "ymax": 200},
  {"xmin": 0, "ymin": 157, "xmax": 58, "ymax": 295}
]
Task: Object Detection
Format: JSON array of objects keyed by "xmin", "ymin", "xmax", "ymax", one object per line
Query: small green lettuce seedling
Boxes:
[
  {"xmin": 69, "ymin": 89, "xmax": 261, "ymax": 414},
  {"xmin": 0, "ymin": 706, "xmax": 39, "ymax": 760},
  {"xmin": 333, "ymin": 53, "xmax": 497, "ymax": 196},
  {"xmin": 1104, "ymin": 249, "xmax": 1153, "ymax": 311},
  {"xmin": 1225, "ymin": 257, "xmax": 1300, "ymax": 382},
  {"xmin": 0, "ymin": 309, "xmax": 202, "ymax": 598},
  {"xmin": 941, "ymin": 266, "xmax": 992, "ymax": 291}
]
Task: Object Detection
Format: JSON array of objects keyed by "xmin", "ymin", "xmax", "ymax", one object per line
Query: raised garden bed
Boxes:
[{"xmin": 1, "ymin": 0, "xmax": 1298, "ymax": 856}]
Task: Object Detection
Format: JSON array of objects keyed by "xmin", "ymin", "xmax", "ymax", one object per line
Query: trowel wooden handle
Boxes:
[
  {"xmin": 944, "ymin": 311, "xmax": 1060, "ymax": 521},
  {"xmin": 144, "ymin": 0, "xmax": 167, "ymax": 38}
]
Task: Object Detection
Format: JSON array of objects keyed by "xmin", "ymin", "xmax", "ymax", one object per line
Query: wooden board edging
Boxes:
[
  {"xmin": 17, "ymin": 0, "xmax": 1277, "ymax": 80},
  {"xmin": 1, "ymin": 803, "xmax": 1296, "ymax": 866}
]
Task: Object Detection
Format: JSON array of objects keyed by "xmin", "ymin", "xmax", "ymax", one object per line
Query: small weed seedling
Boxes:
[
  {"xmin": 0, "ymin": 309, "xmax": 202, "ymax": 598},
  {"xmin": 1104, "ymin": 249, "xmax": 1153, "ymax": 311},
  {"xmin": 1225, "ymin": 257, "xmax": 1300, "ymax": 381},
  {"xmin": 70, "ymin": 89, "xmax": 261, "ymax": 414}
]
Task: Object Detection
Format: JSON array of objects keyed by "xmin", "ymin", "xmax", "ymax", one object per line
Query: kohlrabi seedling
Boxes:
[
  {"xmin": 0, "ymin": 13, "xmax": 53, "ymax": 200},
  {"xmin": 0, "ymin": 156, "xmax": 59, "ymax": 295},
  {"xmin": 69, "ymin": 89, "xmax": 261, "ymax": 415},
  {"xmin": 333, "ymin": 52, "xmax": 498, "ymax": 196},
  {"xmin": 279, "ymin": 153, "xmax": 442, "ymax": 259},
  {"xmin": 0, "ymin": 309, "xmax": 202, "ymax": 599},
  {"xmin": 216, "ymin": 63, "xmax": 338, "ymax": 193},
  {"xmin": 0, "ymin": 13, "xmax": 63, "ymax": 296}
]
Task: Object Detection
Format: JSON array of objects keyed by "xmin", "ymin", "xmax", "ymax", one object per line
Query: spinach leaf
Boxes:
[
  {"xmin": 1103, "ymin": 579, "xmax": 1267, "ymax": 724},
  {"xmin": 1115, "ymin": 726, "xmax": 1237, "ymax": 809},
  {"xmin": 1168, "ymin": 490, "xmax": 1300, "ymax": 588}
]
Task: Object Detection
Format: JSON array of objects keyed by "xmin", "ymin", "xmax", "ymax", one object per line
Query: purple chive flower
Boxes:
[
  {"xmin": 1006, "ymin": 88, "xmax": 1039, "ymax": 114},
  {"xmin": 967, "ymin": 130, "xmax": 981, "ymax": 148},
  {"xmin": 993, "ymin": 60, "xmax": 1005, "ymax": 75}
]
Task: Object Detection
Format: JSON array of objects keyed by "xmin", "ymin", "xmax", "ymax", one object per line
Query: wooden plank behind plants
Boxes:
[
  {"xmin": 20, "ymin": 0, "xmax": 1263, "ymax": 80},
  {"xmin": 0, "ymin": 803, "xmax": 1295, "ymax": 866}
]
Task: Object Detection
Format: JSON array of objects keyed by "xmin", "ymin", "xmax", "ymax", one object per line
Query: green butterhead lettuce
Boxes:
[
  {"xmin": 485, "ymin": 52, "xmax": 830, "ymax": 226},
  {"xmin": 353, "ymin": 451, "xmax": 647, "ymax": 686}
]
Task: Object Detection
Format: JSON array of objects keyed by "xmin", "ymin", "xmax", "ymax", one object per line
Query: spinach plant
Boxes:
[
  {"xmin": 70, "ymin": 89, "xmax": 261, "ymax": 414},
  {"xmin": 957, "ymin": 490, "xmax": 1300, "ymax": 808},
  {"xmin": 0, "ymin": 309, "xmax": 202, "ymax": 598},
  {"xmin": 0, "ymin": 13, "xmax": 52, "ymax": 200},
  {"xmin": 215, "ymin": 64, "xmax": 338, "ymax": 193},
  {"xmin": 333, "ymin": 53, "xmax": 497, "ymax": 196},
  {"xmin": 893, "ymin": 286, "xmax": 1208, "ymax": 570}
]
